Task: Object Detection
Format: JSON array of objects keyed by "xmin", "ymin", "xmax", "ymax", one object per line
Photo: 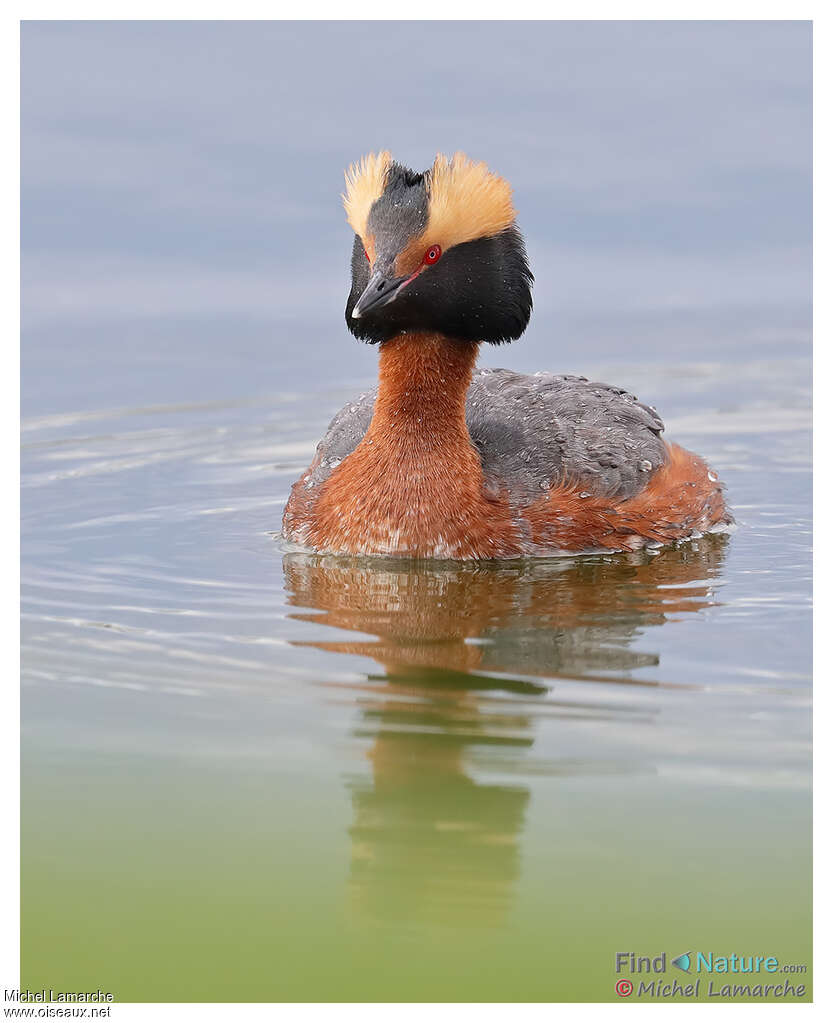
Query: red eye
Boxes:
[{"xmin": 423, "ymin": 245, "xmax": 442, "ymax": 265}]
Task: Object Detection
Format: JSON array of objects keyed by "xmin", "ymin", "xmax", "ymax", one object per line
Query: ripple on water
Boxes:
[{"xmin": 21, "ymin": 363, "xmax": 810, "ymax": 788}]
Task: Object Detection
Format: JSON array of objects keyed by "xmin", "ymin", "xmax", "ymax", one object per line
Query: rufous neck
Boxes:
[{"xmin": 367, "ymin": 332, "xmax": 479, "ymax": 443}]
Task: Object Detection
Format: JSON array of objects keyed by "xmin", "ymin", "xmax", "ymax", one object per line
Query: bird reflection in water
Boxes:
[{"xmin": 282, "ymin": 537, "xmax": 727, "ymax": 926}]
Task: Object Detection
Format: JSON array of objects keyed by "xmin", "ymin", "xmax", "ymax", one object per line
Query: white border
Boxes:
[{"xmin": 8, "ymin": 6, "xmax": 823, "ymax": 1019}]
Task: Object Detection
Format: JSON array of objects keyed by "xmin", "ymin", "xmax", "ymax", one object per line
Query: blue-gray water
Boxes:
[{"xmin": 21, "ymin": 21, "xmax": 811, "ymax": 1002}]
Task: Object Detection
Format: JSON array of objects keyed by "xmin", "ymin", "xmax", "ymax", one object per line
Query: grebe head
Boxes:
[{"xmin": 343, "ymin": 152, "xmax": 533, "ymax": 345}]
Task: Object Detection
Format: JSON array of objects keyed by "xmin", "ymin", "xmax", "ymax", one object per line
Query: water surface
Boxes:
[{"xmin": 20, "ymin": 356, "xmax": 812, "ymax": 1001}]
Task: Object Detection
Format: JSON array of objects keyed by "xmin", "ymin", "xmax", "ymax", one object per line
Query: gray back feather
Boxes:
[{"xmin": 303, "ymin": 368, "xmax": 667, "ymax": 502}]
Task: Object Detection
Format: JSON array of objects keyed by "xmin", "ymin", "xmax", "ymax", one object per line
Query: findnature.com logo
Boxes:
[{"xmin": 613, "ymin": 951, "xmax": 809, "ymax": 1000}]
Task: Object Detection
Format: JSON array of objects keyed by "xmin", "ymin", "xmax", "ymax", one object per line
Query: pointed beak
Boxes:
[{"xmin": 351, "ymin": 269, "xmax": 408, "ymax": 319}]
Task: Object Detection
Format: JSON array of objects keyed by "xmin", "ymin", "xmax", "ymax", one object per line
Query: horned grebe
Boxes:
[{"xmin": 282, "ymin": 152, "xmax": 731, "ymax": 559}]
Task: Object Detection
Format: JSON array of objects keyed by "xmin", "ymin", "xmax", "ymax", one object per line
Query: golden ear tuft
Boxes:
[
  {"xmin": 342, "ymin": 151, "xmax": 391, "ymax": 240},
  {"xmin": 426, "ymin": 152, "xmax": 516, "ymax": 250}
]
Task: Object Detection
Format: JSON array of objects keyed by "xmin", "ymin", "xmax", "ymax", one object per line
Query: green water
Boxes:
[{"xmin": 22, "ymin": 745, "xmax": 810, "ymax": 1002}]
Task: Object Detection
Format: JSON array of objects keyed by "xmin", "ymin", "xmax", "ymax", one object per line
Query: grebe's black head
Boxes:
[{"xmin": 343, "ymin": 152, "xmax": 533, "ymax": 345}]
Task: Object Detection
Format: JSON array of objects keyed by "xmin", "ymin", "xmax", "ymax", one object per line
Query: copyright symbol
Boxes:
[{"xmin": 615, "ymin": 979, "xmax": 633, "ymax": 997}]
